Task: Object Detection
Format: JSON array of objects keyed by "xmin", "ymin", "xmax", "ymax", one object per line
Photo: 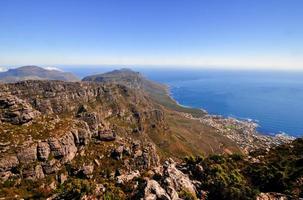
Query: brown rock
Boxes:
[
  {"xmin": 256, "ymin": 192, "xmax": 289, "ymax": 200},
  {"xmin": 111, "ymin": 145, "xmax": 124, "ymax": 160},
  {"xmin": 17, "ymin": 144, "xmax": 37, "ymax": 164},
  {"xmin": 0, "ymin": 155, "xmax": 19, "ymax": 172},
  {"xmin": 0, "ymin": 95, "xmax": 40, "ymax": 125},
  {"xmin": 97, "ymin": 130, "xmax": 116, "ymax": 141},
  {"xmin": 80, "ymin": 164, "xmax": 94, "ymax": 179},
  {"xmin": 23, "ymin": 164, "xmax": 45, "ymax": 180},
  {"xmin": 37, "ymin": 142, "xmax": 50, "ymax": 161},
  {"xmin": 58, "ymin": 173, "xmax": 68, "ymax": 184}
]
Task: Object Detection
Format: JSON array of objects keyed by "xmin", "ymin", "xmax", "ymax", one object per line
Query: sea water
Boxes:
[{"xmin": 62, "ymin": 66, "xmax": 303, "ymax": 137}]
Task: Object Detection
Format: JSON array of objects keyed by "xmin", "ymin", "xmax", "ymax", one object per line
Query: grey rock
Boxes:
[
  {"xmin": 163, "ymin": 159, "xmax": 196, "ymax": 197},
  {"xmin": 143, "ymin": 179, "xmax": 171, "ymax": 200},
  {"xmin": 48, "ymin": 132, "xmax": 77, "ymax": 162},
  {"xmin": 116, "ymin": 170, "xmax": 140, "ymax": 184},
  {"xmin": 0, "ymin": 95, "xmax": 40, "ymax": 125}
]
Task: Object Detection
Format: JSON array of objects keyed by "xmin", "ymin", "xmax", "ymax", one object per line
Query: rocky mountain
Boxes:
[
  {"xmin": 0, "ymin": 71, "xmax": 300, "ymax": 199},
  {"xmin": 0, "ymin": 80, "xmax": 240, "ymax": 199},
  {"xmin": 83, "ymin": 68, "xmax": 206, "ymax": 117},
  {"xmin": 0, "ymin": 66, "xmax": 79, "ymax": 82}
]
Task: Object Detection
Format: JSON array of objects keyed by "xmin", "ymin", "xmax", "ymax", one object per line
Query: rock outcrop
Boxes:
[
  {"xmin": 0, "ymin": 78, "xmax": 298, "ymax": 199},
  {"xmin": 256, "ymin": 192, "xmax": 289, "ymax": 200},
  {"xmin": 0, "ymin": 95, "xmax": 40, "ymax": 125}
]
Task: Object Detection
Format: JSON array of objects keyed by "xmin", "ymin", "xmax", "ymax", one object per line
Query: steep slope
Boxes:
[
  {"xmin": 0, "ymin": 66, "xmax": 79, "ymax": 82},
  {"xmin": 0, "ymin": 80, "xmax": 300, "ymax": 199},
  {"xmin": 0, "ymin": 80, "xmax": 239, "ymax": 199},
  {"xmin": 83, "ymin": 68, "xmax": 206, "ymax": 117}
]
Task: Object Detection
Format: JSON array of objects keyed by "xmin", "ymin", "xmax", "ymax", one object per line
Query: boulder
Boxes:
[
  {"xmin": 0, "ymin": 95, "xmax": 40, "ymax": 125},
  {"xmin": 256, "ymin": 192, "xmax": 289, "ymax": 200},
  {"xmin": 48, "ymin": 138, "xmax": 64, "ymax": 158},
  {"xmin": 59, "ymin": 132, "xmax": 78, "ymax": 162},
  {"xmin": 17, "ymin": 145, "xmax": 37, "ymax": 164},
  {"xmin": 37, "ymin": 142, "xmax": 50, "ymax": 161},
  {"xmin": 163, "ymin": 159, "xmax": 196, "ymax": 197},
  {"xmin": 116, "ymin": 170, "xmax": 140, "ymax": 184},
  {"xmin": 23, "ymin": 164, "xmax": 45, "ymax": 180},
  {"xmin": 0, "ymin": 155, "xmax": 19, "ymax": 172},
  {"xmin": 42, "ymin": 159, "xmax": 62, "ymax": 175},
  {"xmin": 78, "ymin": 112, "xmax": 98, "ymax": 133},
  {"xmin": 80, "ymin": 164, "xmax": 94, "ymax": 179},
  {"xmin": 143, "ymin": 179, "xmax": 171, "ymax": 200},
  {"xmin": 132, "ymin": 143, "xmax": 159, "ymax": 170},
  {"xmin": 0, "ymin": 171, "xmax": 13, "ymax": 182},
  {"xmin": 77, "ymin": 128, "xmax": 92, "ymax": 145},
  {"xmin": 111, "ymin": 145, "xmax": 124, "ymax": 160},
  {"xmin": 97, "ymin": 130, "xmax": 116, "ymax": 141},
  {"xmin": 48, "ymin": 132, "xmax": 77, "ymax": 162}
]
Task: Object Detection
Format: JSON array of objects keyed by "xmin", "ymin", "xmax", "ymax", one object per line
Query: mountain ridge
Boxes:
[
  {"xmin": 83, "ymin": 68, "xmax": 207, "ymax": 117},
  {"xmin": 0, "ymin": 69, "xmax": 300, "ymax": 199},
  {"xmin": 0, "ymin": 65, "xmax": 79, "ymax": 82}
]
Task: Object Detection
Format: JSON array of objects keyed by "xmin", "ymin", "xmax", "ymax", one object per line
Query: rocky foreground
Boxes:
[{"xmin": 0, "ymin": 79, "xmax": 301, "ymax": 199}]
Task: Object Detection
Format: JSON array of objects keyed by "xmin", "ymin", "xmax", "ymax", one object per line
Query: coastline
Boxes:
[
  {"xmin": 164, "ymin": 84, "xmax": 208, "ymax": 113},
  {"xmin": 165, "ymin": 85, "xmax": 295, "ymax": 153}
]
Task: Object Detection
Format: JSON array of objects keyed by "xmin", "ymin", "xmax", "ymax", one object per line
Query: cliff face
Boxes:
[
  {"xmin": 0, "ymin": 76, "xmax": 299, "ymax": 199},
  {"xmin": 0, "ymin": 80, "xmax": 239, "ymax": 199},
  {"xmin": 83, "ymin": 69, "xmax": 207, "ymax": 117}
]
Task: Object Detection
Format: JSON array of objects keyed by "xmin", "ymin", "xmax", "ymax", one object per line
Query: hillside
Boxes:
[
  {"xmin": 0, "ymin": 74, "xmax": 300, "ymax": 199},
  {"xmin": 83, "ymin": 69, "xmax": 206, "ymax": 117},
  {"xmin": 0, "ymin": 66, "xmax": 79, "ymax": 82},
  {"xmin": 0, "ymin": 80, "xmax": 241, "ymax": 199}
]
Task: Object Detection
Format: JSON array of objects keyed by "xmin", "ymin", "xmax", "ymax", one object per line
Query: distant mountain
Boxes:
[
  {"xmin": 0, "ymin": 66, "xmax": 7, "ymax": 72},
  {"xmin": 82, "ymin": 68, "xmax": 206, "ymax": 117},
  {"xmin": 0, "ymin": 65, "xmax": 79, "ymax": 82},
  {"xmin": 82, "ymin": 68, "xmax": 166, "ymax": 93}
]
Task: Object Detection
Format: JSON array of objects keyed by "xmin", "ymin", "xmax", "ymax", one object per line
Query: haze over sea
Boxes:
[{"xmin": 63, "ymin": 66, "xmax": 303, "ymax": 137}]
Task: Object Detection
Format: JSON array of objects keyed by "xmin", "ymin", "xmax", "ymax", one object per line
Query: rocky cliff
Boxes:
[
  {"xmin": 0, "ymin": 78, "xmax": 300, "ymax": 199},
  {"xmin": 0, "ymin": 80, "xmax": 239, "ymax": 199}
]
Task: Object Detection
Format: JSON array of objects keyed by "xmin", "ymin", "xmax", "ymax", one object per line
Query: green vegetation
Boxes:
[
  {"xmin": 183, "ymin": 138, "xmax": 303, "ymax": 199},
  {"xmin": 178, "ymin": 189, "xmax": 198, "ymax": 200}
]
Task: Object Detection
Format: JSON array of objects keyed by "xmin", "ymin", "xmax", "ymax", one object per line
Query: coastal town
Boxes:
[{"xmin": 180, "ymin": 112, "xmax": 295, "ymax": 153}]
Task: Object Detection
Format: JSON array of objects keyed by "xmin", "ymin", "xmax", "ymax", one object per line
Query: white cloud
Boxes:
[
  {"xmin": 43, "ymin": 66, "xmax": 64, "ymax": 71},
  {"xmin": 0, "ymin": 66, "xmax": 8, "ymax": 72},
  {"xmin": 1, "ymin": 53, "xmax": 302, "ymax": 70}
]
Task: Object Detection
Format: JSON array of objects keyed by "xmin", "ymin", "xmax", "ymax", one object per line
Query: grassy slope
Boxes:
[
  {"xmin": 148, "ymin": 85, "xmax": 206, "ymax": 118},
  {"xmin": 147, "ymin": 107, "xmax": 240, "ymax": 159},
  {"xmin": 82, "ymin": 70, "xmax": 241, "ymax": 156}
]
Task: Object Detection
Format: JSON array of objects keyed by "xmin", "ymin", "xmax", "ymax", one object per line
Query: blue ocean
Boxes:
[{"xmin": 62, "ymin": 66, "xmax": 303, "ymax": 137}]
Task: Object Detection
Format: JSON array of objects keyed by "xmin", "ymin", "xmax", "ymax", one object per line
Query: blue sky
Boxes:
[{"xmin": 0, "ymin": 0, "xmax": 303, "ymax": 69}]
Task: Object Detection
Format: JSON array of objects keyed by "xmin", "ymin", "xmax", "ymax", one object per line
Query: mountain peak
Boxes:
[{"xmin": 0, "ymin": 65, "xmax": 79, "ymax": 83}]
